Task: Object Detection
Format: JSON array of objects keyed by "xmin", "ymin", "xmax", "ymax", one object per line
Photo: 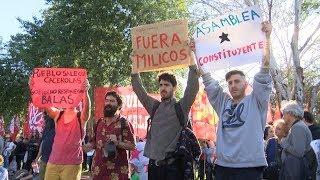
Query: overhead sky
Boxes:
[{"xmin": 0, "ymin": 0, "xmax": 48, "ymax": 43}]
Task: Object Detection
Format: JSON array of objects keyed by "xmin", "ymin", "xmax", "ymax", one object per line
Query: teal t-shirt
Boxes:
[{"xmin": 131, "ymin": 172, "xmax": 139, "ymax": 180}]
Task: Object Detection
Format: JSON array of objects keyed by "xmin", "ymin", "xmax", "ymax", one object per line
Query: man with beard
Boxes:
[
  {"xmin": 86, "ymin": 91, "xmax": 135, "ymax": 180},
  {"xmin": 131, "ymin": 58, "xmax": 200, "ymax": 179}
]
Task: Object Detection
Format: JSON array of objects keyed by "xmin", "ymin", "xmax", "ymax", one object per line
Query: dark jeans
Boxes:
[
  {"xmin": 198, "ymin": 160, "xmax": 205, "ymax": 180},
  {"xmin": 148, "ymin": 158, "xmax": 184, "ymax": 180},
  {"xmin": 16, "ymin": 154, "xmax": 25, "ymax": 170},
  {"xmin": 82, "ymin": 152, "xmax": 87, "ymax": 170},
  {"xmin": 87, "ymin": 155, "xmax": 93, "ymax": 171},
  {"xmin": 24, "ymin": 159, "xmax": 33, "ymax": 171},
  {"xmin": 215, "ymin": 165, "xmax": 264, "ymax": 180},
  {"xmin": 205, "ymin": 163, "xmax": 214, "ymax": 180}
]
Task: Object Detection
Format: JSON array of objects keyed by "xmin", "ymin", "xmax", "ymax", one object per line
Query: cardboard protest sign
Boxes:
[
  {"xmin": 194, "ymin": 6, "xmax": 265, "ymax": 73},
  {"xmin": 94, "ymin": 86, "xmax": 160, "ymax": 138},
  {"xmin": 30, "ymin": 68, "xmax": 87, "ymax": 108},
  {"xmin": 131, "ymin": 19, "xmax": 192, "ymax": 72}
]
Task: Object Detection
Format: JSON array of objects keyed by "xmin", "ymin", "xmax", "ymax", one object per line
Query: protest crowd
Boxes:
[{"xmin": 1, "ymin": 4, "xmax": 320, "ymax": 180}]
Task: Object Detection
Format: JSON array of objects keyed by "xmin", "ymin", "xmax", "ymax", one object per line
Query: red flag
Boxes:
[
  {"xmin": 28, "ymin": 103, "xmax": 44, "ymax": 135},
  {"xmin": 0, "ymin": 116, "xmax": 5, "ymax": 136},
  {"xmin": 23, "ymin": 113, "xmax": 30, "ymax": 138},
  {"xmin": 9, "ymin": 115, "xmax": 20, "ymax": 140}
]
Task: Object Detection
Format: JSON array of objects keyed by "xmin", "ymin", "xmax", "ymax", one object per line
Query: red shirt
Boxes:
[
  {"xmin": 92, "ymin": 117, "xmax": 135, "ymax": 180},
  {"xmin": 48, "ymin": 114, "xmax": 84, "ymax": 165}
]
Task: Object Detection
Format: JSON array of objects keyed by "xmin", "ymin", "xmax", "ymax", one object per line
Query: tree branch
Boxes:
[
  {"xmin": 198, "ymin": 0, "xmax": 223, "ymax": 15},
  {"xmin": 298, "ymin": 21, "xmax": 320, "ymax": 52},
  {"xmin": 243, "ymin": 0, "xmax": 252, "ymax": 6}
]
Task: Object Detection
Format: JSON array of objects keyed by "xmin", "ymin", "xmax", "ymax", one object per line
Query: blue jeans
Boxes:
[{"xmin": 4, "ymin": 155, "xmax": 9, "ymax": 168}]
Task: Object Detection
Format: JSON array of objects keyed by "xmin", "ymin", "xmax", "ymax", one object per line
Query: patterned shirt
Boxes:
[{"xmin": 92, "ymin": 117, "xmax": 135, "ymax": 180}]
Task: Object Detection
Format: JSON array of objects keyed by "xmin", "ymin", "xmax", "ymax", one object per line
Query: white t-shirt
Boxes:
[{"xmin": 87, "ymin": 149, "xmax": 95, "ymax": 156}]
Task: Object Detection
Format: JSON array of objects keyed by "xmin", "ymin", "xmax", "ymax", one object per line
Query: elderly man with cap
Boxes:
[{"xmin": 279, "ymin": 101, "xmax": 313, "ymax": 180}]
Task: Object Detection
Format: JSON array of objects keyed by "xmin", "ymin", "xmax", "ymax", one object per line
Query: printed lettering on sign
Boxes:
[
  {"xmin": 30, "ymin": 68, "xmax": 87, "ymax": 108},
  {"xmin": 193, "ymin": 6, "xmax": 265, "ymax": 72},
  {"xmin": 131, "ymin": 19, "xmax": 192, "ymax": 72}
]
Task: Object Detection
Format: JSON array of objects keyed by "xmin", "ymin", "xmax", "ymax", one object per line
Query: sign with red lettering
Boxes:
[
  {"xmin": 94, "ymin": 86, "xmax": 160, "ymax": 138},
  {"xmin": 131, "ymin": 19, "xmax": 192, "ymax": 72},
  {"xmin": 30, "ymin": 68, "xmax": 87, "ymax": 108},
  {"xmin": 194, "ymin": 6, "xmax": 265, "ymax": 72}
]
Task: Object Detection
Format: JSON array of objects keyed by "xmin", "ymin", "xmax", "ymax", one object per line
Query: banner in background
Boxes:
[
  {"xmin": 94, "ymin": 86, "xmax": 160, "ymax": 138},
  {"xmin": 190, "ymin": 85, "xmax": 218, "ymax": 141}
]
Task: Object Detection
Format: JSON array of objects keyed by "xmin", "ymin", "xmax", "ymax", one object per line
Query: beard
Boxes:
[
  {"xmin": 160, "ymin": 90, "xmax": 173, "ymax": 101},
  {"xmin": 104, "ymin": 105, "xmax": 118, "ymax": 117}
]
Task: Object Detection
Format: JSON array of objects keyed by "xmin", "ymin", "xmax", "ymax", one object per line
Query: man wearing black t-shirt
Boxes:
[{"xmin": 304, "ymin": 111, "xmax": 320, "ymax": 140}]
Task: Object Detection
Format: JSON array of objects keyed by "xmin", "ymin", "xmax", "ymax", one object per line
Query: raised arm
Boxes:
[
  {"xmin": 131, "ymin": 73, "xmax": 158, "ymax": 115},
  {"xmin": 252, "ymin": 21, "xmax": 272, "ymax": 107},
  {"xmin": 180, "ymin": 64, "xmax": 200, "ymax": 114},
  {"xmin": 202, "ymin": 73, "xmax": 230, "ymax": 115},
  {"xmin": 80, "ymin": 80, "xmax": 91, "ymax": 122},
  {"xmin": 261, "ymin": 21, "xmax": 272, "ymax": 69}
]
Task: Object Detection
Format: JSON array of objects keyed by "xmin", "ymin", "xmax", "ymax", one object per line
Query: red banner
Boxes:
[
  {"xmin": 23, "ymin": 115, "xmax": 30, "ymax": 138},
  {"xmin": 30, "ymin": 68, "xmax": 87, "ymax": 108},
  {"xmin": 190, "ymin": 85, "xmax": 218, "ymax": 141}
]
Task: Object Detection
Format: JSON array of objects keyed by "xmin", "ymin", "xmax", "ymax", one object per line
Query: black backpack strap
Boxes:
[
  {"xmin": 150, "ymin": 101, "xmax": 161, "ymax": 120},
  {"xmin": 146, "ymin": 101, "xmax": 161, "ymax": 139},
  {"xmin": 174, "ymin": 102, "xmax": 193, "ymax": 129},
  {"xmin": 77, "ymin": 111, "xmax": 83, "ymax": 144},
  {"xmin": 174, "ymin": 102, "xmax": 185, "ymax": 127},
  {"xmin": 120, "ymin": 117, "xmax": 127, "ymax": 142}
]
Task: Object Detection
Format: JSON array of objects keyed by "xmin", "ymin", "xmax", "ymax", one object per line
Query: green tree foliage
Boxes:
[
  {"xmin": 0, "ymin": 0, "xmax": 189, "ymax": 117},
  {"xmin": 302, "ymin": 0, "xmax": 320, "ymax": 17}
]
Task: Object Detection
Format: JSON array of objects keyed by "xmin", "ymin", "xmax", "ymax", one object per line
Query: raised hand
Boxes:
[
  {"xmin": 261, "ymin": 21, "xmax": 272, "ymax": 37},
  {"xmin": 261, "ymin": 21, "xmax": 272, "ymax": 68}
]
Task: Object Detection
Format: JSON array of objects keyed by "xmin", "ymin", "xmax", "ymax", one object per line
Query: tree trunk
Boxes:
[
  {"xmin": 310, "ymin": 81, "xmax": 320, "ymax": 114},
  {"xmin": 291, "ymin": 0, "xmax": 304, "ymax": 107},
  {"xmin": 269, "ymin": 55, "xmax": 289, "ymax": 108}
]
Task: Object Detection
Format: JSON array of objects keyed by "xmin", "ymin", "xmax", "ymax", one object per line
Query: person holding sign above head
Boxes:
[
  {"xmin": 131, "ymin": 50, "xmax": 200, "ymax": 179},
  {"xmin": 198, "ymin": 21, "xmax": 272, "ymax": 180},
  {"xmin": 37, "ymin": 79, "xmax": 91, "ymax": 180}
]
